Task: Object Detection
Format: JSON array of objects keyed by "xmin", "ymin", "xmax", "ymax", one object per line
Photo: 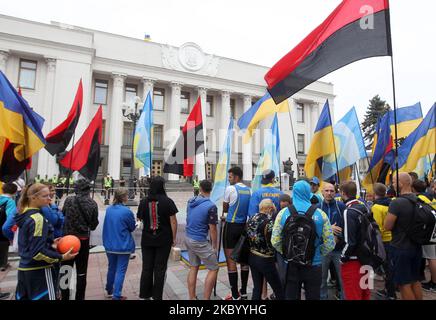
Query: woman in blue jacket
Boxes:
[{"xmin": 102, "ymin": 188, "xmax": 136, "ymax": 300}]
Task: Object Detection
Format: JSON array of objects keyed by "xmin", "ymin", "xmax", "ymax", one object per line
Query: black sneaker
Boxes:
[
  {"xmin": 376, "ymin": 289, "xmax": 387, "ymax": 298},
  {"xmin": 0, "ymin": 292, "xmax": 10, "ymax": 300},
  {"xmin": 422, "ymin": 281, "xmax": 436, "ymax": 292}
]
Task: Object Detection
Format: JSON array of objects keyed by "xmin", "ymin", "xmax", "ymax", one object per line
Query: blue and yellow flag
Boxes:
[
  {"xmin": 237, "ymin": 92, "xmax": 288, "ymax": 144},
  {"xmin": 388, "ymin": 102, "xmax": 423, "ymax": 140},
  {"xmin": 304, "ymin": 100, "xmax": 335, "ymax": 180},
  {"xmin": 210, "ymin": 118, "xmax": 234, "ymax": 204},
  {"xmin": 134, "ymin": 92, "xmax": 153, "ymax": 174},
  {"xmin": 0, "ymin": 71, "xmax": 45, "ymax": 180},
  {"xmin": 362, "ymin": 113, "xmax": 393, "ymax": 193},
  {"xmin": 252, "ymin": 114, "xmax": 280, "ymax": 191},
  {"xmin": 394, "ymin": 103, "xmax": 436, "ymax": 172},
  {"xmin": 322, "ymin": 107, "xmax": 367, "ymax": 180}
]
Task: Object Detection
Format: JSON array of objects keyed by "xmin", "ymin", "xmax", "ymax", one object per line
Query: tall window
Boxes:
[
  {"xmin": 125, "ymin": 84, "xmax": 138, "ymax": 107},
  {"xmin": 206, "ymin": 95, "xmax": 214, "ymax": 117},
  {"xmin": 297, "ymin": 134, "xmax": 305, "ymax": 154},
  {"xmin": 181, "ymin": 91, "xmax": 190, "ymax": 114},
  {"xmin": 101, "ymin": 120, "xmax": 106, "ymax": 145},
  {"xmin": 298, "ymin": 165, "xmax": 305, "ymax": 177},
  {"xmin": 19, "ymin": 59, "xmax": 37, "ymax": 89},
  {"xmin": 230, "ymin": 98, "xmax": 236, "ymax": 118},
  {"xmin": 123, "ymin": 122, "xmax": 134, "ymax": 146},
  {"xmin": 296, "ymin": 103, "xmax": 304, "ymax": 123},
  {"xmin": 153, "ymin": 88, "xmax": 165, "ymax": 111},
  {"xmin": 153, "ymin": 125, "xmax": 163, "ymax": 149},
  {"xmin": 94, "ymin": 80, "xmax": 108, "ymax": 105}
]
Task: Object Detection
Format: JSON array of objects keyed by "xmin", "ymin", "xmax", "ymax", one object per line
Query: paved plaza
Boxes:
[{"xmin": 1, "ymin": 191, "xmax": 435, "ymax": 300}]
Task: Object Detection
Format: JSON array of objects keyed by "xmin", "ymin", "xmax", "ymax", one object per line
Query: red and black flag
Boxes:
[
  {"xmin": 163, "ymin": 97, "xmax": 204, "ymax": 177},
  {"xmin": 265, "ymin": 0, "xmax": 392, "ymax": 104},
  {"xmin": 59, "ymin": 106, "xmax": 102, "ymax": 182},
  {"xmin": 45, "ymin": 79, "xmax": 83, "ymax": 155}
]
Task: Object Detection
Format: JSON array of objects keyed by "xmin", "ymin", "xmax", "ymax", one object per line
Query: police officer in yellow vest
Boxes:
[
  {"xmin": 193, "ymin": 176, "xmax": 200, "ymax": 196},
  {"xmin": 104, "ymin": 174, "xmax": 112, "ymax": 201}
]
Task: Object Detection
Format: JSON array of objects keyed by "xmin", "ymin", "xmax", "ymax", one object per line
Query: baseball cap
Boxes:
[
  {"xmin": 261, "ymin": 169, "xmax": 275, "ymax": 184},
  {"xmin": 310, "ymin": 177, "xmax": 320, "ymax": 185}
]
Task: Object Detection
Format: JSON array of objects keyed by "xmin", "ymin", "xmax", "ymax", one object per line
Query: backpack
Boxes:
[
  {"xmin": 282, "ymin": 205, "xmax": 317, "ymax": 266},
  {"xmin": 401, "ymin": 196, "xmax": 436, "ymax": 245},
  {"xmin": 348, "ymin": 207, "xmax": 386, "ymax": 269}
]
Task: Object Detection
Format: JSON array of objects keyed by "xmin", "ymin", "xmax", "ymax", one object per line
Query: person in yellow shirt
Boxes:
[
  {"xmin": 371, "ymin": 182, "xmax": 396, "ymax": 300},
  {"xmin": 412, "ymin": 179, "xmax": 436, "ymax": 292}
]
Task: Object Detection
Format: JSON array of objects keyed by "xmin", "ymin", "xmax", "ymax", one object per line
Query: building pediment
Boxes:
[{"xmin": 161, "ymin": 42, "xmax": 220, "ymax": 77}]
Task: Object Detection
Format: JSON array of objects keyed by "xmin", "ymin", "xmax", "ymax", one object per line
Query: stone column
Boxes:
[
  {"xmin": 242, "ymin": 95, "xmax": 253, "ymax": 181},
  {"xmin": 139, "ymin": 78, "xmax": 155, "ymax": 177},
  {"xmin": 167, "ymin": 82, "xmax": 182, "ymax": 181},
  {"xmin": 195, "ymin": 87, "xmax": 207, "ymax": 180},
  {"xmin": 38, "ymin": 58, "xmax": 57, "ymax": 178},
  {"xmin": 142, "ymin": 77, "xmax": 155, "ymax": 101},
  {"xmin": 220, "ymin": 90, "xmax": 231, "ymax": 147},
  {"xmin": 0, "ymin": 50, "xmax": 9, "ymax": 74},
  {"xmin": 107, "ymin": 73, "xmax": 126, "ymax": 180}
]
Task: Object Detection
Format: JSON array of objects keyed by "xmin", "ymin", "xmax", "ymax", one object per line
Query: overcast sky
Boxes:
[{"xmin": 2, "ymin": 0, "xmax": 435, "ymax": 122}]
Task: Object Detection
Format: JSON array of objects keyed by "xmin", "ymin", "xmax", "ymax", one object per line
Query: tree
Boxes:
[{"xmin": 361, "ymin": 95, "xmax": 391, "ymax": 149}]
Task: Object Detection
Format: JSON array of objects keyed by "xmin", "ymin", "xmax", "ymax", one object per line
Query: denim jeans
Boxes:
[
  {"xmin": 105, "ymin": 253, "xmax": 130, "ymax": 300},
  {"xmin": 321, "ymin": 250, "xmax": 343, "ymax": 300},
  {"xmin": 248, "ymin": 253, "xmax": 284, "ymax": 300}
]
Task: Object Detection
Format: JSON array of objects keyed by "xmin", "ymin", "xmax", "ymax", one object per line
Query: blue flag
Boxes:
[
  {"xmin": 134, "ymin": 92, "xmax": 153, "ymax": 174},
  {"xmin": 322, "ymin": 107, "xmax": 367, "ymax": 180},
  {"xmin": 252, "ymin": 114, "xmax": 280, "ymax": 191},
  {"xmin": 210, "ymin": 118, "xmax": 234, "ymax": 204}
]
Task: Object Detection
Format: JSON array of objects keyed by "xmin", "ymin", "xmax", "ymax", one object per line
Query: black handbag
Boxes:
[{"xmin": 231, "ymin": 230, "xmax": 250, "ymax": 264}]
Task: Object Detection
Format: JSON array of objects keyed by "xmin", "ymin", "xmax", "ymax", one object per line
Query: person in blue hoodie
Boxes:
[
  {"xmin": 271, "ymin": 179, "xmax": 335, "ymax": 300},
  {"xmin": 41, "ymin": 184, "xmax": 64, "ymax": 239},
  {"xmin": 102, "ymin": 188, "xmax": 136, "ymax": 300},
  {"xmin": 14, "ymin": 183, "xmax": 76, "ymax": 300},
  {"xmin": 185, "ymin": 180, "xmax": 218, "ymax": 300}
]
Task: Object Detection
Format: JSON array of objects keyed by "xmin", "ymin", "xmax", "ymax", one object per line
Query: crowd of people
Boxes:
[{"xmin": 0, "ymin": 167, "xmax": 435, "ymax": 300}]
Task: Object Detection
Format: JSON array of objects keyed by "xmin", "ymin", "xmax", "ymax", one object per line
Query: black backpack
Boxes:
[
  {"xmin": 402, "ymin": 196, "xmax": 436, "ymax": 245},
  {"xmin": 348, "ymin": 207, "xmax": 386, "ymax": 269},
  {"xmin": 282, "ymin": 205, "xmax": 317, "ymax": 266}
]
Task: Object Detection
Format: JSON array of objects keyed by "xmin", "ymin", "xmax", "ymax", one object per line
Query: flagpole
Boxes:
[
  {"xmin": 66, "ymin": 131, "xmax": 75, "ymax": 195},
  {"xmin": 326, "ymin": 101, "xmax": 340, "ymax": 185},
  {"xmin": 385, "ymin": 7, "xmax": 400, "ymax": 194},
  {"xmin": 286, "ymin": 102, "xmax": 300, "ymax": 179}
]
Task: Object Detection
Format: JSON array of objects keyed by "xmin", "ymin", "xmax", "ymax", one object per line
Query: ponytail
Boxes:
[{"xmin": 17, "ymin": 183, "xmax": 48, "ymax": 213}]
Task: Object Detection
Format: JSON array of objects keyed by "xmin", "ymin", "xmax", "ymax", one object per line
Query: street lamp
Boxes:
[{"xmin": 122, "ymin": 95, "xmax": 142, "ymax": 204}]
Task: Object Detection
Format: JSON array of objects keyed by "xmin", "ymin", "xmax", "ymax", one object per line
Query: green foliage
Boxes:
[{"xmin": 361, "ymin": 95, "xmax": 391, "ymax": 149}]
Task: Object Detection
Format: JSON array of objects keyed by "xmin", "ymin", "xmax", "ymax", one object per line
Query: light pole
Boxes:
[{"xmin": 122, "ymin": 96, "xmax": 142, "ymax": 204}]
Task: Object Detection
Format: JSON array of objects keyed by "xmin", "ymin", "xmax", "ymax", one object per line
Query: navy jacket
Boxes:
[
  {"xmin": 321, "ymin": 199, "xmax": 346, "ymax": 251},
  {"xmin": 15, "ymin": 208, "xmax": 63, "ymax": 271}
]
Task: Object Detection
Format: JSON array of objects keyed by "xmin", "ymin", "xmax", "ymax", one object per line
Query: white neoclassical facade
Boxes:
[{"xmin": 0, "ymin": 14, "xmax": 335, "ymax": 183}]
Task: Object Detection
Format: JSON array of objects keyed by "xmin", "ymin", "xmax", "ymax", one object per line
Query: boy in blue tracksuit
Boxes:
[
  {"xmin": 272, "ymin": 180, "xmax": 335, "ymax": 300},
  {"xmin": 248, "ymin": 170, "xmax": 283, "ymax": 217},
  {"xmin": 41, "ymin": 185, "xmax": 64, "ymax": 238},
  {"xmin": 103, "ymin": 189, "xmax": 136, "ymax": 300}
]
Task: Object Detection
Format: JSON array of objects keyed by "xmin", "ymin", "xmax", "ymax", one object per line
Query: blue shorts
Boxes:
[{"xmin": 391, "ymin": 246, "xmax": 423, "ymax": 286}]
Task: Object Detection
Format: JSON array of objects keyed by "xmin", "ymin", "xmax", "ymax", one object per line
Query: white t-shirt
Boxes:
[{"xmin": 223, "ymin": 183, "xmax": 247, "ymax": 206}]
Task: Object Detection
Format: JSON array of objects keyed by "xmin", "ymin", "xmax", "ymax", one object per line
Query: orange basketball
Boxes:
[{"xmin": 57, "ymin": 235, "xmax": 81, "ymax": 254}]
